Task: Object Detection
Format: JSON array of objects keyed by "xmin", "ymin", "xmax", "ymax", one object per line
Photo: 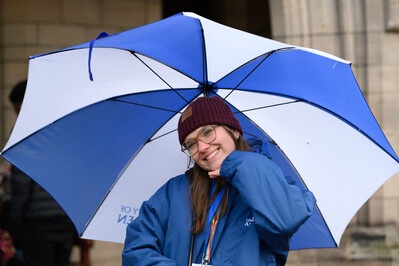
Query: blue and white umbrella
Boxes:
[{"xmin": 2, "ymin": 12, "xmax": 399, "ymax": 249}]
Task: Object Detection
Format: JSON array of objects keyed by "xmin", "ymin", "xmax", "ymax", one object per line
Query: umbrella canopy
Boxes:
[{"xmin": 2, "ymin": 12, "xmax": 399, "ymax": 249}]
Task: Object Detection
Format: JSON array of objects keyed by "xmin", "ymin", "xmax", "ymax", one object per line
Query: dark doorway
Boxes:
[{"xmin": 162, "ymin": 0, "xmax": 272, "ymax": 38}]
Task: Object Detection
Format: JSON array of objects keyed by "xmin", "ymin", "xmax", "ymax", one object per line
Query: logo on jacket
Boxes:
[{"xmin": 244, "ymin": 216, "xmax": 255, "ymax": 227}]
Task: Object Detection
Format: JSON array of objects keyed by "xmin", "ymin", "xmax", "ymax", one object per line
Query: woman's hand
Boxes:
[{"xmin": 208, "ymin": 169, "xmax": 220, "ymax": 179}]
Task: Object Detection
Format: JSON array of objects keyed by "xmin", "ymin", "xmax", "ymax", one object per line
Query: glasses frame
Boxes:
[{"xmin": 181, "ymin": 125, "xmax": 219, "ymax": 156}]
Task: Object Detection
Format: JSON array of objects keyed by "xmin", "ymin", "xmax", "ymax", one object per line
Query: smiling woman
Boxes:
[{"xmin": 122, "ymin": 96, "xmax": 317, "ymax": 266}]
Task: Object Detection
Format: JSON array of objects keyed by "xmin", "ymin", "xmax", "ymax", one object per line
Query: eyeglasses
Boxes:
[{"xmin": 181, "ymin": 125, "xmax": 219, "ymax": 156}]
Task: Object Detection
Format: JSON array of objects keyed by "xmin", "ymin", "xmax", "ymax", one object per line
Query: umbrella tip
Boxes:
[{"xmin": 202, "ymin": 82, "xmax": 217, "ymax": 97}]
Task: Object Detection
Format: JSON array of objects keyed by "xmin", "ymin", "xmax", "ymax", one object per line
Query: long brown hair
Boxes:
[{"xmin": 190, "ymin": 126, "xmax": 249, "ymax": 234}]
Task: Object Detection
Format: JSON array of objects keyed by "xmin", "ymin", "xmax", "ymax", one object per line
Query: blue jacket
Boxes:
[{"xmin": 123, "ymin": 151, "xmax": 316, "ymax": 265}]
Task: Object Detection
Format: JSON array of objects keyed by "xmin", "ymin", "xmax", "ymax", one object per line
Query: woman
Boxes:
[{"xmin": 123, "ymin": 96, "xmax": 316, "ymax": 265}]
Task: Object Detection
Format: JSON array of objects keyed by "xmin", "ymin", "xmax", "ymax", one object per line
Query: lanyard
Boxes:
[{"xmin": 202, "ymin": 181, "xmax": 226, "ymax": 265}]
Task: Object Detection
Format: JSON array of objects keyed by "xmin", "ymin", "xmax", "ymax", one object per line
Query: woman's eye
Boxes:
[
  {"xmin": 202, "ymin": 128, "xmax": 213, "ymax": 137},
  {"xmin": 184, "ymin": 141, "xmax": 196, "ymax": 149}
]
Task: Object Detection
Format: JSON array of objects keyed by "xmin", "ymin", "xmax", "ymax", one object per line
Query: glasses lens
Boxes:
[
  {"xmin": 181, "ymin": 125, "xmax": 217, "ymax": 156},
  {"xmin": 198, "ymin": 126, "xmax": 216, "ymax": 144},
  {"xmin": 182, "ymin": 140, "xmax": 197, "ymax": 156}
]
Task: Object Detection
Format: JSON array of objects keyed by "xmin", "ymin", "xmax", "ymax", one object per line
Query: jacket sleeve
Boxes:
[
  {"xmin": 220, "ymin": 150, "xmax": 316, "ymax": 257},
  {"xmin": 122, "ymin": 184, "xmax": 177, "ymax": 266}
]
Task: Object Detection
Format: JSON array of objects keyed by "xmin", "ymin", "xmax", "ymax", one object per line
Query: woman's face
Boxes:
[{"xmin": 186, "ymin": 125, "xmax": 237, "ymax": 172}]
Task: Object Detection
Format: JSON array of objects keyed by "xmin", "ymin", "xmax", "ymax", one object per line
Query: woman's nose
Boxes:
[{"xmin": 197, "ymin": 140, "xmax": 210, "ymax": 152}]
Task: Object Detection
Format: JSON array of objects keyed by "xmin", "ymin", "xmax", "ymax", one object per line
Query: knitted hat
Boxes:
[{"xmin": 178, "ymin": 97, "xmax": 243, "ymax": 144}]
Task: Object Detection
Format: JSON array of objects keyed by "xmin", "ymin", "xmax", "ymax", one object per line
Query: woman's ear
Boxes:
[{"xmin": 234, "ymin": 131, "xmax": 240, "ymax": 140}]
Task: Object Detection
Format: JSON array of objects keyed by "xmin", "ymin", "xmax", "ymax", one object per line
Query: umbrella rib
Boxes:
[
  {"xmin": 223, "ymin": 51, "xmax": 275, "ymax": 99},
  {"xmin": 113, "ymin": 98, "xmax": 180, "ymax": 114},
  {"xmin": 236, "ymin": 99, "xmax": 299, "ymax": 113},
  {"xmin": 240, "ymin": 97, "xmax": 399, "ymax": 165},
  {"xmin": 130, "ymin": 52, "xmax": 174, "ymax": 89},
  {"xmin": 149, "ymin": 129, "xmax": 177, "ymax": 143},
  {"xmin": 197, "ymin": 20, "xmax": 209, "ymax": 95},
  {"xmin": 110, "ymin": 99, "xmax": 185, "ymax": 143},
  {"xmin": 129, "ymin": 52, "xmax": 192, "ymax": 104}
]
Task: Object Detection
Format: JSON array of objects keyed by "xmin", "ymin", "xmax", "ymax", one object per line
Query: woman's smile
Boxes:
[{"xmin": 206, "ymin": 148, "xmax": 219, "ymax": 160}]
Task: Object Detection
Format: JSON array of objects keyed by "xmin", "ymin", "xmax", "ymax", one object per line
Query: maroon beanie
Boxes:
[{"xmin": 178, "ymin": 97, "xmax": 243, "ymax": 144}]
